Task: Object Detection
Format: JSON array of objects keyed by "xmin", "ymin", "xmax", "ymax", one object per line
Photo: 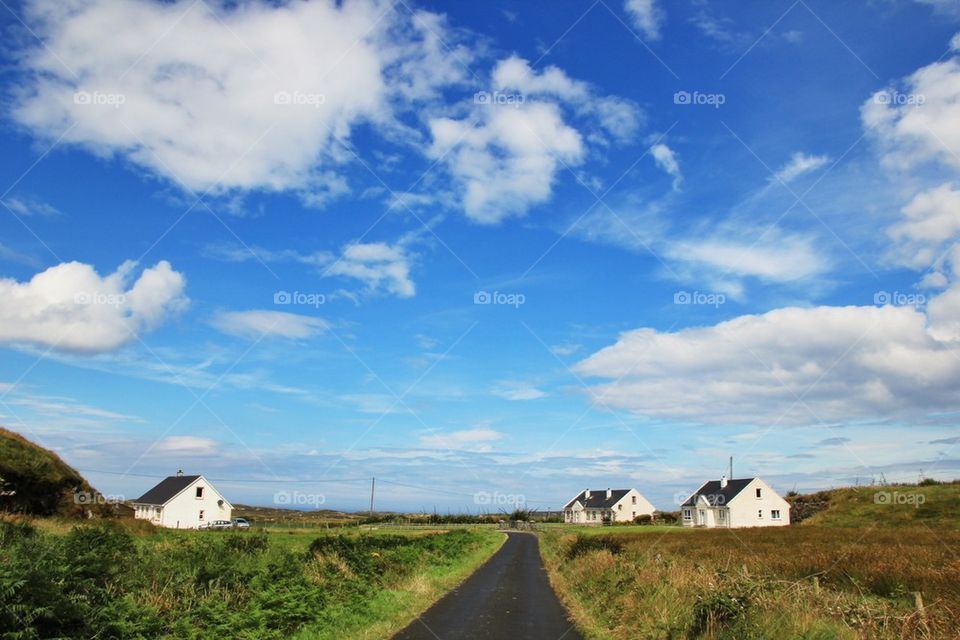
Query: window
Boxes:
[
  {"xmin": 757, "ymin": 509, "xmax": 763, "ymax": 518},
  {"xmin": 755, "ymin": 488, "xmax": 762, "ymax": 498},
  {"xmin": 618, "ymin": 504, "xmax": 623, "ymax": 511},
  {"xmin": 719, "ymin": 510, "xmax": 726, "ymax": 521},
  {"xmin": 631, "ymin": 496, "xmax": 637, "ymax": 505},
  {"xmin": 771, "ymin": 510, "xmax": 781, "ymax": 520},
  {"xmin": 683, "ymin": 509, "xmax": 692, "ymax": 521},
  {"xmin": 196, "ymin": 486, "xmax": 204, "ymax": 498},
  {"xmin": 632, "ymin": 511, "xmax": 636, "ymax": 518},
  {"xmin": 199, "ymin": 510, "xmax": 205, "ymax": 520}
]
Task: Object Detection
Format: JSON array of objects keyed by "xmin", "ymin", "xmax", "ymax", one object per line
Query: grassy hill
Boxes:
[
  {"xmin": 788, "ymin": 479, "xmax": 960, "ymax": 529},
  {"xmin": 0, "ymin": 426, "xmax": 111, "ymax": 517}
]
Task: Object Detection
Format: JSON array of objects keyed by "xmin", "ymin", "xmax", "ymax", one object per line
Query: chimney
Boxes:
[
  {"xmin": 720, "ymin": 475, "xmax": 728, "ymax": 488},
  {"xmin": 606, "ymin": 488, "xmax": 612, "ymax": 499},
  {"xmin": 584, "ymin": 489, "xmax": 590, "ymax": 499},
  {"xmin": 176, "ymin": 469, "xmax": 184, "ymax": 477}
]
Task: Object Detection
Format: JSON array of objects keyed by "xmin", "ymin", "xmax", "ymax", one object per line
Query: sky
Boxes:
[{"xmin": 1, "ymin": 0, "xmax": 959, "ymax": 513}]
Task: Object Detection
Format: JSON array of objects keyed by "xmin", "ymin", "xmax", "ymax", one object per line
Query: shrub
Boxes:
[{"xmin": 564, "ymin": 535, "xmax": 623, "ymax": 560}]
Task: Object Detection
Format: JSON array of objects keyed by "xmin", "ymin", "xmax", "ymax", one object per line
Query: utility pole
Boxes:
[{"xmin": 369, "ymin": 477, "xmax": 376, "ymax": 515}]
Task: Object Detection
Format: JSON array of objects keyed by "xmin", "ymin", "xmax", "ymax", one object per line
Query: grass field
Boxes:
[
  {"xmin": 541, "ymin": 482, "xmax": 960, "ymax": 640},
  {"xmin": 0, "ymin": 517, "xmax": 504, "ymax": 640}
]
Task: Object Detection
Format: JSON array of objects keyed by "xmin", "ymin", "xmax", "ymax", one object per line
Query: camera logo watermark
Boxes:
[
  {"xmin": 274, "ymin": 90, "xmax": 326, "ymax": 108},
  {"xmin": 473, "ymin": 491, "xmax": 525, "ymax": 506},
  {"xmin": 474, "ymin": 90, "xmax": 525, "ymax": 108},
  {"xmin": 673, "ymin": 90, "xmax": 725, "ymax": 108},
  {"xmin": 273, "ymin": 490, "xmax": 326, "ymax": 507},
  {"xmin": 74, "ymin": 491, "xmax": 125, "ymax": 505},
  {"xmin": 874, "ymin": 491, "xmax": 925, "ymax": 507},
  {"xmin": 674, "ymin": 290, "xmax": 726, "ymax": 307},
  {"xmin": 873, "ymin": 291, "xmax": 925, "ymax": 307},
  {"xmin": 873, "ymin": 91, "xmax": 924, "ymax": 107},
  {"xmin": 74, "ymin": 292, "xmax": 126, "ymax": 307},
  {"xmin": 274, "ymin": 290, "xmax": 326, "ymax": 308},
  {"xmin": 474, "ymin": 290, "xmax": 526, "ymax": 308},
  {"xmin": 673, "ymin": 491, "xmax": 725, "ymax": 506},
  {"xmin": 73, "ymin": 91, "xmax": 126, "ymax": 109}
]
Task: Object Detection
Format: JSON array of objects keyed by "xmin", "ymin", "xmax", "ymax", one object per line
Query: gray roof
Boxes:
[
  {"xmin": 133, "ymin": 475, "xmax": 201, "ymax": 505},
  {"xmin": 681, "ymin": 478, "xmax": 754, "ymax": 507},
  {"xmin": 564, "ymin": 489, "xmax": 631, "ymax": 510}
]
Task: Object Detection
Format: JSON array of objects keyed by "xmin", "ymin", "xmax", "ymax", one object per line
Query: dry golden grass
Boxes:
[{"xmin": 542, "ymin": 526, "xmax": 960, "ymax": 639}]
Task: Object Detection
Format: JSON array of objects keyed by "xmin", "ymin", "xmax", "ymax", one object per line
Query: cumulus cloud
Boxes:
[
  {"xmin": 0, "ymin": 260, "xmax": 187, "ymax": 353},
  {"xmin": 12, "ymin": 0, "xmax": 468, "ymax": 202},
  {"xmin": 624, "ymin": 0, "xmax": 664, "ymax": 40},
  {"xmin": 429, "ymin": 56, "xmax": 640, "ymax": 224},
  {"xmin": 862, "ymin": 49, "xmax": 960, "ymax": 171},
  {"xmin": 668, "ymin": 233, "xmax": 830, "ymax": 285},
  {"xmin": 650, "ymin": 143, "xmax": 681, "ymax": 188},
  {"xmin": 325, "ymin": 241, "xmax": 415, "ymax": 297},
  {"xmin": 211, "ymin": 310, "xmax": 327, "ymax": 339},
  {"xmin": 574, "ymin": 304, "xmax": 960, "ymax": 426},
  {"xmin": 887, "ymin": 183, "xmax": 960, "ymax": 268},
  {"xmin": 772, "ymin": 152, "xmax": 830, "ymax": 183}
]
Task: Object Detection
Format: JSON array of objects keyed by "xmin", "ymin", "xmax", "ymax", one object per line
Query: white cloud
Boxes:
[
  {"xmin": 429, "ymin": 56, "xmax": 640, "ymax": 223},
  {"xmin": 419, "ymin": 427, "xmax": 503, "ymax": 452},
  {"xmin": 13, "ymin": 0, "xmax": 468, "ymax": 202},
  {"xmin": 668, "ymin": 233, "xmax": 830, "ymax": 284},
  {"xmin": 325, "ymin": 241, "xmax": 415, "ymax": 297},
  {"xmin": 0, "ymin": 260, "xmax": 187, "ymax": 353},
  {"xmin": 211, "ymin": 310, "xmax": 327, "ymax": 339},
  {"xmin": 624, "ymin": 0, "xmax": 664, "ymax": 41},
  {"xmin": 154, "ymin": 435, "xmax": 219, "ymax": 455},
  {"xmin": 3, "ymin": 196, "xmax": 61, "ymax": 217},
  {"xmin": 492, "ymin": 381, "xmax": 547, "ymax": 401},
  {"xmin": 773, "ymin": 152, "xmax": 830, "ymax": 183},
  {"xmin": 429, "ymin": 102, "xmax": 584, "ymax": 224},
  {"xmin": 575, "ymin": 303, "xmax": 960, "ymax": 426},
  {"xmin": 862, "ymin": 49, "xmax": 960, "ymax": 171},
  {"xmin": 650, "ymin": 143, "xmax": 681, "ymax": 188},
  {"xmin": 887, "ymin": 183, "xmax": 960, "ymax": 268}
]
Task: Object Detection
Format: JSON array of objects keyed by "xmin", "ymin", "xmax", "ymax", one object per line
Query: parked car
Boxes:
[
  {"xmin": 231, "ymin": 518, "xmax": 250, "ymax": 528},
  {"xmin": 205, "ymin": 519, "xmax": 233, "ymax": 529}
]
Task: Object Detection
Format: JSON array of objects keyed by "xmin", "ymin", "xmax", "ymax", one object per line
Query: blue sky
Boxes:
[{"xmin": 1, "ymin": 0, "xmax": 960, "ymax": 512}]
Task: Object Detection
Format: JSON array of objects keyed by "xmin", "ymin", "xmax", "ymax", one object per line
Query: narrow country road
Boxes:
[{"xmin": 392, "ymin": 531, "xmax": 584, "ymax": 640}]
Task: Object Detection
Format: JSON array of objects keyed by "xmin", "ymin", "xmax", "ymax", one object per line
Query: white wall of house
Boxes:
[
  {"xmin": 682, "ymin": 478, "xmax": 790, "ymax": 528},
  {"xmin": 563, "ymin": 489, "xmax": 656, "ymax": 524},
  {"xmin": 727, "ymin": 478, "xmax": 790, "ymax": 528},
  {"xmin": 134, "ymin": 477, "xmax": 232, "ymax": 529}
]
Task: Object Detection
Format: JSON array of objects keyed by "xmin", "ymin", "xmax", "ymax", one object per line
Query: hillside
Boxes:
[
  {"xmin": 0, "ymin": 426, "xmax": 110, "ymax": 517},
  {"xmin": 788, "ymin": 480, "xmax": 960, "ymax": 529}
]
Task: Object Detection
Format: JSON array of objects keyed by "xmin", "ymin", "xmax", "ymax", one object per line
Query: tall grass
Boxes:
[
  {"xmin": 0, "ymin": 518, "xmax": 499, "ymax": 639},
  {"xmin": 541, "ymin": 526, "xmax": 960, "ymax": 639}
]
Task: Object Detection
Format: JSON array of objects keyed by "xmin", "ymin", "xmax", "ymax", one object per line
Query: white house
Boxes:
[
  {"xmin": 131, "ymin": 472, "xmax": 232, "ymax": 529},
  {"xmin": 563, "ymin": 488, "xmax": 656, "ymax": 524},
  {"xmin": 680, "ymin": 477, "xmax": 790, "ymax": 528}
]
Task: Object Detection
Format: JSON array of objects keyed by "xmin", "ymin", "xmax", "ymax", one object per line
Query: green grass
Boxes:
[
  {"xmin": 790, "ymin": 481, "xmax": 960, "ymax": 529},
  {"xmin": 0, "ymin": 518, "xmax": 503, "ymax": 639}
]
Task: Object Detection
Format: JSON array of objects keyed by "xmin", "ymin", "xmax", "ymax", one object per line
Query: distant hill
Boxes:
[
  {"xmin": 788, "ymin": 480, "xmax": 960, "ymax": 529},
  {"xmin": 0, "ymin": 426, "xmax": 112, "ymax": 517}
]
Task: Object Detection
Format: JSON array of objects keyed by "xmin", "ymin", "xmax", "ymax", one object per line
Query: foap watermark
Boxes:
[
  {"xmin": 274, "ymin": 290, "xmax": 326, "ymax": 308},
  {"xmin": 474, "ymin": 90, "xmax": 525, "ymax": 107},
  {"xmin": 74, "ymin": 292, "xmax": 126, "ymax": 307},
  {"xmin": 274, "ymin": 90, "xmax": 326, "ymax": 108},
  {"xmin": 674, "ymin": 290, "xmax": 726, "ymax": 307},
  {"xmin": 74, "ymin": 491, "xmax": 125, "ymax": 506},
  {"xmin": 873, "ymin": 90, "xmax": 925, "ymax": 107},
  {"xmin": 273, "ymin": 490, "xmax": 326, "ymax": 507},
  {"xmin": 73, "ymin": 90, "xmax": 126, "ymax": 109},
  {"xmin": 873, "ymin": 290, "xmax": 925, "ymax": 307},
  {"xmin": 673, "ymin": 90, "xmax": 725, "ymax": 108},
  {"xmin": 874, "ymin": 491, "xmax": 926, "ymax": 507},
  {"xmin": 673, "ymin": 491, "xmax": 725, "ymax": 506},
  {"xmin": 473, "ymin": 491, "xmax": 525, "ymax": 506},
  {"xmin": 474, "ymin": 290, "xmax": 525, "ymax": 308}
]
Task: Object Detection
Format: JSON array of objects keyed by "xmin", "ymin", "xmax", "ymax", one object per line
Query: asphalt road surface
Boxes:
[{"xmin": 392, "ymin": 531, "xmax": 584, "ymax": 640}]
